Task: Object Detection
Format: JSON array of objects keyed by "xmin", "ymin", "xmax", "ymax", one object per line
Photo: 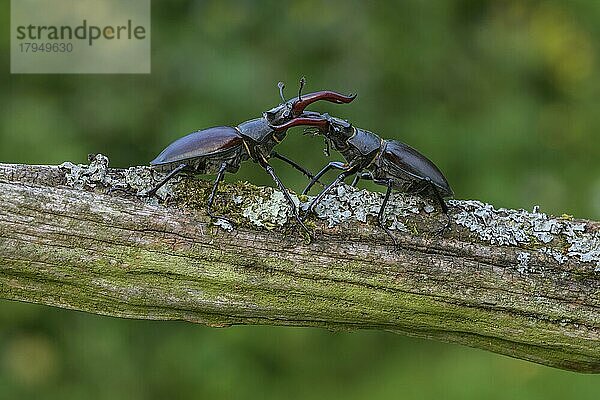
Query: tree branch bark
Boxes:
[{"xmin": 0, "ymin": 155, "xmax": 598, "ymax": 373}]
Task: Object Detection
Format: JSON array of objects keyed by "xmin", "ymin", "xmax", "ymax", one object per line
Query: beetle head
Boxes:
[
  {"xmin": 268, "ymin": 112, "xmax": 354, "ymax": 141},
  {"xmin": 302, "ymin": 113, "xmax": 354, "ymax": 140},
  {"xmin": 263, "ymin": 79, "xmax": 356, "ymax": 125},
  {"xmin": 323, "ymin": 114, "xmax": 353, "ymax": 138}
]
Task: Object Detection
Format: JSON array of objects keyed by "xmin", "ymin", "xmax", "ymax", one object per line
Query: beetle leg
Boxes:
[
  {"xmin": 424, "ymin": 177, "xmax": 450, "ymax": 235},
  {"xmin": 258, "ymin": 159, "xmax": 312, "ymax": 238},
  {"xmin": 350, "ymin": 172, "xmax": 373, "ymax": 187},
  {"xmin": 305, "ymin": 165, "xmax": 358, "ymax": 217},
  {"xmin": 270, "ymin": 151, "xmax": 323, "ymax": 187},
  {"xmin": 373, "ymin": 179, "xmax": 398, "ymax": 246},
  {"xmin": 302, "ymin": 161, "xmax": 346, "ymax": 195},
  {"xmin": 206, "ymin": 162, "xmax": 234, "ymax": 226},
  {"xmin": 144, "ymin": 163, "xmax": 188, "ymax": 197}
]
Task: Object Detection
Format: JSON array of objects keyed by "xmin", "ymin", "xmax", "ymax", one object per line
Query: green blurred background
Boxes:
[{"xmin": 1, "ymin": 0, "xmax": 599, "ymax": 398}]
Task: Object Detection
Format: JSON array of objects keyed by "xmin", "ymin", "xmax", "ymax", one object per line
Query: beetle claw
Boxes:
[
  {"xmin": 433, "ymin": 213, "xmax": 451, "ymax": 236},
  {"xmin": 300, "ymin": 210, "xmax": 310, "ymax": 222},
  {"xmin": 380, "ymin": 224, "xmax": 399, "ymax": 246}
]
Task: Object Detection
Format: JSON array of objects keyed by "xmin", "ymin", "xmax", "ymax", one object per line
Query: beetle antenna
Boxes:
[
  {"xmin": 278, "ymin": 82, "xmax": 286, "ymax": 102},
  {"xmin": 298, "ymin": 77, "xmax": 306, "ymax": 102}
]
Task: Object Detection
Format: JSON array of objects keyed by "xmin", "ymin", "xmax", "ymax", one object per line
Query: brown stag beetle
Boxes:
[
  {"xmin": 145, "ymin": 79, "xmax": 356, "ymax": 236},
  {"xmin": 270, "ymin": 113, "xmax": 453, "ymax": 242}
]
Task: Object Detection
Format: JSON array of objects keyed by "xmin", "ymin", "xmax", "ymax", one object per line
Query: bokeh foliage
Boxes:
[{"xmin": 1, "ymin": 1, "xmax": 599, "ymax": 398}]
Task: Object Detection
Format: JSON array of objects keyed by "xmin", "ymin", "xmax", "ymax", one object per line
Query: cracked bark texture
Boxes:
[{"xmin": 0, "ymin": 158, "xmax": 598, "ymax": 373}]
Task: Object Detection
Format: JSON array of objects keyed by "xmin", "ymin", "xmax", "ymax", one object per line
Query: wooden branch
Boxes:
[{"xmin": 0, "ymin": 155, "xmax": 598, "ymax": 373}]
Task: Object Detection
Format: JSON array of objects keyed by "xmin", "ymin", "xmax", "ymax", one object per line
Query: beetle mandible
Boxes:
[
  {"xmin": 270, "ymin": 113, "xmax": 453, "ymax": 242},
  {"xmin": 146, "ymin": 80, "xmax": 356, "ymax": 236}
]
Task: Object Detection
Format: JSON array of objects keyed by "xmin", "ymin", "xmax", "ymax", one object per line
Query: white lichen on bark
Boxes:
[
  {"xmin": 59, "ymin": 153, "xmax": 176, "ymax": 201},
  {"xmin": 242, "ymin": 190, "xmax": 301, "ymax": 228},
  {"xmin": 60, "ymin": 154, "xmax": 113, "ymax": 189},
  {"xmin": 241, "ymin": 182, "xmax": 438, "ymax": 232},
  {"xmin": 58, "ymin": 154, "xmax": 600, "ymax": 270},
  {"xmin": 453, "ymin": 199, "xmax": 599, "ymax": 269},
  {"xmin": 306, "ymin": 184, "xmax": 436, "ymax": 232}
]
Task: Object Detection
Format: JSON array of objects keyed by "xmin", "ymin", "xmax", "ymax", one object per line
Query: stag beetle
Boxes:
[
  {"xmin": 145, "ymin": 79, "xmax": 356, "ymax": 235},
  {"xmin": 270, "ymin": 113, "xmax": 453, "ymax": 241}
]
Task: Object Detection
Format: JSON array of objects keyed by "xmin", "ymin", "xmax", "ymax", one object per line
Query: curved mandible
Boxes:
[
  {"xmin": 269, "ymin": 116, "xmax": 331, "ymax": 132},
  {"xmin": 291, "ymin": 91, "xmax": 357, "ymax": 116}
]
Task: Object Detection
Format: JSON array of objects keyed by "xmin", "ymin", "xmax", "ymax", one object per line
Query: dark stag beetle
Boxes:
[
  {"xmin": 270, "ymin": 113, "xmax": 453, "ymax": 242},
  {"xmin": 145, "ymin": 80, "xmax": 356, "ymax": 236}
]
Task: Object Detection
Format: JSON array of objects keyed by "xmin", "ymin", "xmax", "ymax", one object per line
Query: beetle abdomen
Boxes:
[
  {"xmin": 150, "ymin": 126, "xmax": 244, "ymax": 166},
  {"xmin": 381, "ymin": 140, "xmax": 453, "ymax": 197}
]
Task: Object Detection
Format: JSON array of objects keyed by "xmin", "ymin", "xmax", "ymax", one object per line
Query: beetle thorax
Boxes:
[{"xmin": 263, "ymin": 103, "xmax": 293, "ymax": 125}]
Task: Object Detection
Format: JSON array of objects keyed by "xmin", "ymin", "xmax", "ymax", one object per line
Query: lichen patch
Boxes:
[
  {"xmin": 242, "ymin": 190, "xmax": 300, "ymax": 228},
  {"xmin": 240, "ymin": 183, "xmax": 435, "ymax": 232},
  {"xmin": 539, "ymin": 247, "xmax": 568, "ymax": 264},
  {"xmin": 516, "ymin": 252, "xmax": 531, "ymax": 274},
  {"xmin": 60, "ymin": 154, "xmax": 113, "ymax": 190},
  {"xmin": 566, "ymin": 230, "xmax": 600, "ymax": 270},
  {"xmin": 299, "ymin": 184, "xmax": 437, "ymax": 232},
  {"xmin": 452, "ymin": 199, "xmax": 599, "ymax": 268},
  {"xmin": 60, "ymin": 153, "xmax": 176, "ymax": 201},
  {"xmin": 213, "ymin": 218, "xmax": 234, "ymax": 232},
  {"xmin": 122, "ymin": 166, "xmax": 176, "ymax": 201}
]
